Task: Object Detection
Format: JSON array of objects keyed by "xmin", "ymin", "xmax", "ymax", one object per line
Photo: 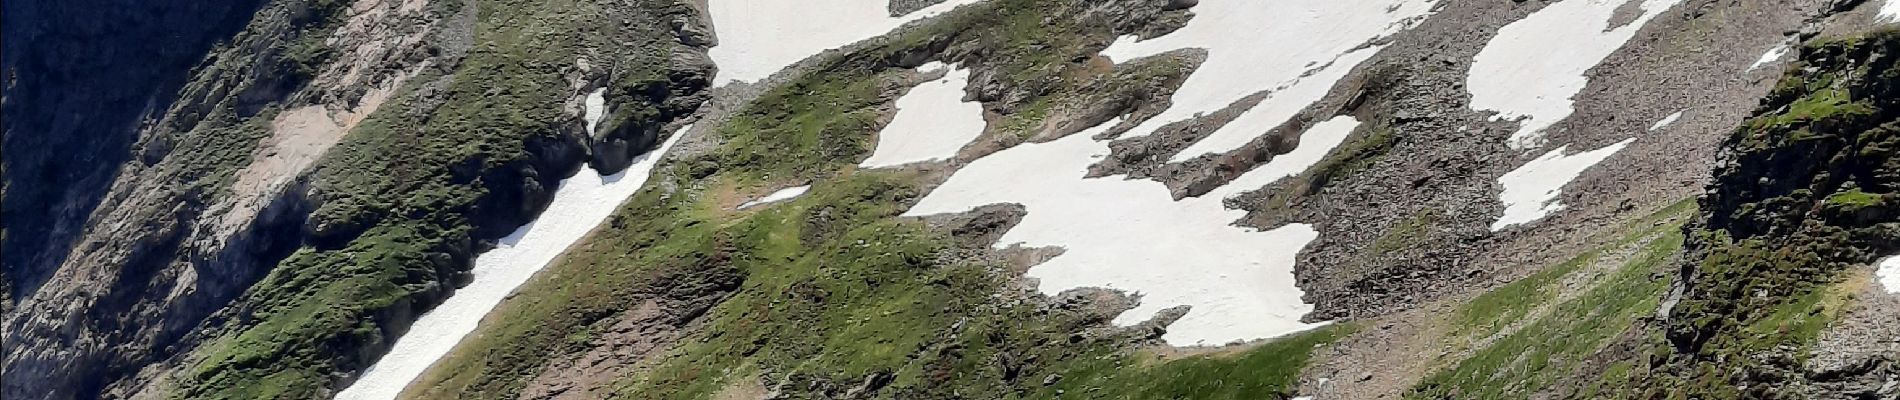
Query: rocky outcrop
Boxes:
[
  {"xmin": 3, "ymin": 0, "xmax": 713, "ymax": 397},
  {"xmin": 0, "ymin": 0, "xmax": 267, "ymax": 302},
  {"xmin": 1642, "ymin": 28, "xmax": 1900, "ymax": 399},
  {"xmin": 1, "ymin": 0, "xmax": 353, "ymax": 397}
]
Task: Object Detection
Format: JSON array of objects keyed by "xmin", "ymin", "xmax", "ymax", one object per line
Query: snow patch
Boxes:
[
  {"xmin": 1878, "ymin": 256, "xmax": 1900, "ymax": 294},
  {"xmin": 706, "ymin": 0, "xmax": 984, "ymax": 84},
  {"xmin": 1100, "ymin": 0, "xmax": 1435, "ymax": 162},
  {"xmin": 1749, "ymin": 44, "xmax": 1790, "ymax": 72},
  {"xmin": 907, "ymin": 116, "xmax": 1363, "ymax": 346},
  {"xmin": 1492, "ymin": 138, "xmax": 1635, "ymax": 231},
  {"xmin": 1468, "ymin": 0, "xmax": 1683, "ymax": 149},
  {"xmin": 739, "ymin": 185, "xmax": 812, "ymax": 209},
  {"xmin": 1649, "ymin": 110, "xmax": 1683, "ymax": 131},
  {"xmin": 860, "ymin": 63, "xmax": 986, "ymax": 168},
  {"xmin": 1882, "ymin": 0, "xmax": 1900, "ymax": 22},
  {"xmin": 335, "ymin": 125, "xmax": 691, "ymax": 400},
  {"xmin": 583, "ymin": 88, "xmax": 607, "ymax": 134}
]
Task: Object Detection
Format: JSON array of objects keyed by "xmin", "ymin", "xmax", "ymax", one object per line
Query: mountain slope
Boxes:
[{"xmin": 4, "ymin": 0, "xmax": 1899, "ymax": 399}]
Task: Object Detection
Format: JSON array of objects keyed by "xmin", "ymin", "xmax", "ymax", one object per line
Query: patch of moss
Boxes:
[
  {"xmin": 1368, "ymin": 209, "xmax": 1438, "ymax": 256},
  {"xmin": 1823, "ymin": 188, "xmax": 1887, "ymax": 211}
]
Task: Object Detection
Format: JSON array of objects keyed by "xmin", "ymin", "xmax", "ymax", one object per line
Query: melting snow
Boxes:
[
  {"xmin": 1883, "ymin": 0, "xmax": 1900, "ymax": 22},
  {"xmin": 860, "ymin": 63, "xmax": 986, "ymax": 168},
  {"xmin": 1100, "ymin": 0, "xmax": 1435, "ymax": 162},
  {"xmin": 335, "ymin": 125, "xmax": 690, "ymax": 400},
  {"xmin": 707, "ymin": 0, "xmax": 984, "ymax": 84},
  {"xmin": 1879, "ymin": 256, "xmax": 1900, "ymax": 294},
  {"xmin": 1491, "ymin": 138, "xmax": 1635, "ymax": 231},
  {"xmin": 738, "ymin": 185, "xmax": 812, "ymax": 209},
  {"xmin": 1649, "ymin": 110, "xmax": 1683, "ymax": 131},
  {"xmin": 1468, "ymin": 0, "xmax": 1683, "ymax": 149},
  {"xmin": 1749, "ymin": 44, "xmax": 1790, "ymax": 72},
  {"xmin": 906, "ymin": 116, "xmax": 1362, "ymax": 346},
  {"xmin": 583, "ymin": 88, "xmax": 607, "ymax": 134}
]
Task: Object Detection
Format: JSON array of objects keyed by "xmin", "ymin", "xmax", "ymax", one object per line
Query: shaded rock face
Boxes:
[
  {"xmin": 0, "ymin": 0, "xmax": 462, "ymax": 397},
  {"xmin": 0, "ymin": 0, "xmax": 267, "ymax": 300}
]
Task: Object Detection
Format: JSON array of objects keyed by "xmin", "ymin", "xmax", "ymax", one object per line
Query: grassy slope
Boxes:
[
  {"xmin": 167, "ymin": 0, "xmax": 696, "ymax": 397},
  {"xmin": 1409, "ymin": 200, "xmax": 1692, "ymax": 399},
  {"xmin": 413, "ymin": 1, "xmax": 1354, "ymax": 399}
]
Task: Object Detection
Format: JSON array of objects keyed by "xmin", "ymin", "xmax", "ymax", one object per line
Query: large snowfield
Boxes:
[
  {"xmin": 1103, "ymin": 0, "xmax": 1435, "ymax": 163},
  {"xmin": 1468, "ymin": 0, "xmax": 1682, "ymax": 150},
  {"xmin": 905, "ymin": 0, "xmax": 1432, "ymax": 346}
]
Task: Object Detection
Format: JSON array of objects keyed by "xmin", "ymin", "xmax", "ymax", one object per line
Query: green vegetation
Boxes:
[
  {"xmin": 1047, "ymin": 324, "xmax": 1358, "ymax": 400},
  {"xmin": 1368, "ymin": 209, "xmax": 1438, "ymax": 256},
  {"xmin": 1823, "ymin": 188, "xmax": 1888, "ymax": 211},
  {"xmin": 1623, "ymin": 29, "xmax": 1900, "ymax": 399},
  {"xmin": 169, "ymin": 0, "xmax": 702, "ymax": 397},
  {"xmin": 411, "ymin": 1, "xmax": 1339, "ymax": 399},
  {"xmin": 1411, "ymin": 220, "xmax": 1683, "ymax": 399},
  {"xmin": 1307, "ymin": 122, "xmax": 1398, "ymax": 192},
  {"xmin": 709, "ymin": 69, "xmax": 901, "ymax": 182},
  {"xmin": 1445, "ymin": 249, "xmax": 1597, "ymax": 344},
  {"xmin": 128, "ymin": 0, "xmax": 360, "ymax": 206}
]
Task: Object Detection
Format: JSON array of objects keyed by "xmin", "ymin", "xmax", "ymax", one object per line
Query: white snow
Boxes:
[
  {"xmin": 1878, "ymin": 256, "xmax": 1900, "ymax": 294},
  {"xmin": 1468, "ymin": 0, "xmax": 1683, "ymax": 149},
  {"xmin": 1491, "ymin": 137, "xmax": 1635, "ymax": 231},
  {"xmin": 1749, "ymin": 44, "xmax": 1790, "ymax": 72},
  {"xmin": 334, "ymin": 125, "xmax": 690, "ymax": 400},
  {"xmin": 1882, "ymin": 0, "xmax": 1900, "ymax": 22},
  {"xmin": 583, "ymin": 88, "xmax": 607, "ymax": 134},
  {"xmin": 1649, "ymin": 110, "xmax": 1683, "ymax": 131},
  {"xmin": 860, "ymin": 63, "xmax": 987, "ymax": 168},
  {"xmin": 738, "ymin": 185, "xmax": 812, "ymax": 209},
  {"xmin": 706, "ymin": 0, "xmax": 984, "ymax": 84},
  {"xmin": 1099, "ymin": 0, "xmax": 1436, "ymax": 162},
  {"xmin": 906, "ymin": 116, "xmax": 1363, "ymax": 346}
]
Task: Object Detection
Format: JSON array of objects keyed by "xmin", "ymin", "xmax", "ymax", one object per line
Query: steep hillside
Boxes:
[
  {"xmin": 4, "ymin": 0, "xmax": 709, "ymax": 397},
  {"xmin": 1637, "ymin": 29, "xmax": 1900, "ymax": 399},
  {"xmin": 5, "ymin": 0, "xmax": 1900, "ymax": 399}
]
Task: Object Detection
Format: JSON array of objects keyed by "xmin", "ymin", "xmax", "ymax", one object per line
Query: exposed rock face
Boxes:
[
  {"xmin": 0, "ymin": 0, "xmax": 267, "ymax": 301},
  {"xmin": 2, "ymin": 0, "xmax": 458, "ymax": 397},
  {"xmin": 7, "ymin": 0, "xmax": 1900, "ymax": 398}
]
